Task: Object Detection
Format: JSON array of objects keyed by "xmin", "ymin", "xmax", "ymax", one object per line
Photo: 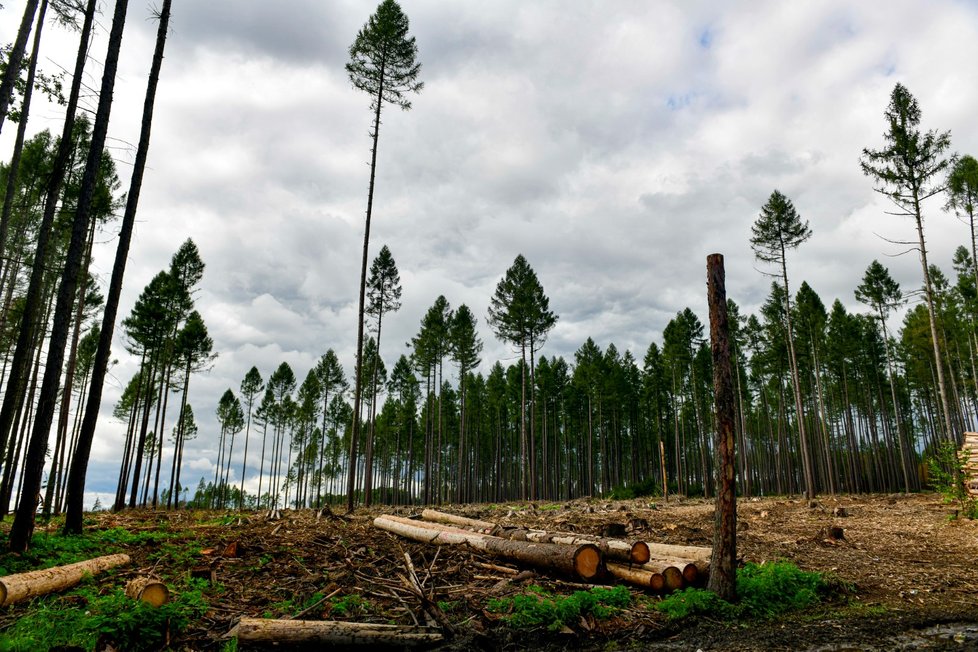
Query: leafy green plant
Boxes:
[
  {"xmin": 926, "ymin": 442, "xmax": 978, "ymax": 520},
  {"xmin": 0, "ymin": 584, "xmax": 207, "ymax": 652},
  {"xmin": 487, "ymin": 584, "xmax": 631, "ymax": 630},
  {"xmin": 329, "ymin": 593, "xmax": 370, "ymax": 617},
  {"xmin": 656, "ymin": 562, "xmax": 829, "ymax": 621}
]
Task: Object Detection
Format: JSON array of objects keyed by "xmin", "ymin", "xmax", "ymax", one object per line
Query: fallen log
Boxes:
[
  {"xmin": 606, "ymin": 562, "xmax": 666, "ymax": 593},
  {"xmin": 641, "ymin": 557, "xmax": 706, "ymax": 587},
  {"xmin": 420, "ymin": 509, "xmax": 497, "ymax": 533},
  {"xmin": 0, "ymin": 553, "xmax": 131, "ymax": 606},
  {"xmin": 645, "ymin": 542, "xmax": 712, "ymax": 562},
  {"xmin": 503, "ymin": 528, "xmax": 650, "ymax": 564},
  {"xmin": 124, "ymin": 577, "xmax": 169, "ymax": 607},
  {"xmin": 229, "ymin": 618, "xmax": 443, "ymax": 647},
  {"xmin": 418, "ymin": 509, "xmax": 649, "ymax": 563},
  {"xmin": 374, "ymin": 516, "xmax": 604, "ymax": 582}
]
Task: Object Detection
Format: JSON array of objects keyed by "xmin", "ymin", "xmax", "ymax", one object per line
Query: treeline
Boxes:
[
  {"xmin": 0, "ymin": 0, "xmax": 975, "ymax": 559},
  {"xmin": 184, "ymin": 82, "xmax": 977, "ymax": 511}
]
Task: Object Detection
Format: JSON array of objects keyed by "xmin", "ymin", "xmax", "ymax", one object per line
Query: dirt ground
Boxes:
[{"xmin": 12, "ymin": 492, "xmax": 978, "ymax": 650}]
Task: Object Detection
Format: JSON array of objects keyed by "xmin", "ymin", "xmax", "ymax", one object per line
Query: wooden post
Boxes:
[{"xmin": 707, "ymin": 253, "xmax": 737, "ymax": 601}]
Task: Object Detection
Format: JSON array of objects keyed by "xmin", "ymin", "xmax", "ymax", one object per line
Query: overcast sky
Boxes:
[{"xmin": 2, "ymin": 0, "xmax": 977, "ymax": 507}]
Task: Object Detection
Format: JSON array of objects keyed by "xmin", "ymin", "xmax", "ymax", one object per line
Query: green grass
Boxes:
[
  {"xmin": 487, "ymin": 584, "xmax": 631, "ymax": 631},
  {"xmin": 656, "ymin": 561, "xmax": 833, "ymax": 620},
  {"xmin": 0, "ymin": 527, "xmax": 184, "ymax": 576}
]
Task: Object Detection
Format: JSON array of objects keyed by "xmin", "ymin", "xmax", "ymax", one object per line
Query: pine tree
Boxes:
[
  {"xmin": 345, "ymin": 0, "xmax": 422, "ymax": 513},
  {"xmin": 947, "ymin": 155, "xmax": 978, "ymax": 297},
  {"xmin": 362, "ymin": 245, "xmax": 401, "ymax": 506},
  {"xmin": 860, "ymin": 83, "xmax": 954, "ymax": 443},
  {"xmin": 488, "ymin": 254, "xmax": 557, "ymax": 499},
  {"xmin": 237, "ymin": 367, "xmax": 264, "ymax": 509},
  {"xmin": 9, "ymin": 0, "xmax": 130, "ymax": 551},
  {"xmin": 750, "ymin": 190, "xmax": 815, "ymax": 500}
]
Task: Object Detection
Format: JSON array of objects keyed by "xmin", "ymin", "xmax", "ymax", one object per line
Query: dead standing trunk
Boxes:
[{"xmin": 707, "ymin": 253, "xmax": 737, "ymax": 601}]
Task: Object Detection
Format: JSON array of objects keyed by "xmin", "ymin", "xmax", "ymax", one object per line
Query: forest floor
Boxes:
[{"xmin": 2, "ymin": 492, "xmax": 978, "ymax": 651}]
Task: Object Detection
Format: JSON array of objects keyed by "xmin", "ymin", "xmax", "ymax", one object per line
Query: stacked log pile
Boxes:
[
  {"xmin": 373, "ymin": 509, "xmax": 711, "ymax": 593},
  {"xmin": 964, "ymin": 432, "xmax": 978, "ymax": 497}
]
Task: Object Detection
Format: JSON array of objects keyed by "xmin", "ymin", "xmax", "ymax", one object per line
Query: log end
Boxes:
[
  {"xmin": 126, "ymin": 577, "xmax": 170, "ymax": 607},
  {"xmin": 679, "ymin": 563, "xmax": 698, "ymax": 586},
  {"xmin": 662, "ymin": 566, "xmax": 684, "ymax": 592},
  {"xmin": 630, "ymin": 541, "xmax": 651, "ymax": 565},
  {"xmin": 574, "ymin": 544, "xmax": 604, "ymax": 581}
]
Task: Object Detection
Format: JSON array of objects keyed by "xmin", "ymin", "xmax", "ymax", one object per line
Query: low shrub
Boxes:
[{"xmin": 487, "ymin": 584, "xmax": 631, "ymax": 630}]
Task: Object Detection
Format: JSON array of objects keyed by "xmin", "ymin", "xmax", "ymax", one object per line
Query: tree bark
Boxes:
[
  {"xmin": 419, "ymin": 508, "xmax": 649, "ymax": 563},
  {"xmin": 707, "ymin": 253, "xmax": 737, "ymax": 601},
  {"xmin": 0, "ymin": 553, "xmax": 129, "ymax": 605},
  {"xmin": 229, "ymin": 618, "xmax": 443, "ymax": 647}
]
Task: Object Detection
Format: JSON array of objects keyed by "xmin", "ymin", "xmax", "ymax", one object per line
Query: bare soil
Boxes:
[{"xmin": 9, "ymin": 493, "xmax": 978, "ymax": 650}]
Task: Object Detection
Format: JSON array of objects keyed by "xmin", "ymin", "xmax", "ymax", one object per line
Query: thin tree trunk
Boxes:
[{"xmin": 347, "ymin": 64, "xmax": 386, "ymax": 513}]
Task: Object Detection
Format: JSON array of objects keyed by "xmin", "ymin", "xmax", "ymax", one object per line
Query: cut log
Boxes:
[
  {"xmin": 125, "ymin": 577, "xmax": 169, "ymax": 607},
  {"xmin": 229, "ymin": 618, "xmax": 443, "ymax": 646},
  {"xmin": 606, "ymin": 562, "xmax": 666, "ymax": 593},
  {"xmin": 420, "ymin": 509, "xmax": 496, "ymax": 533},
  {"xmin": 0, "ymin": 553, "xmax": 130, "ymax": 606},
  {"xmin": 416, "ymin": 510, "xmax": 648, "ymax": 564},
  {"xmin": 641, "ymin": 556, "xmax": 709, "ymax": 586},
  {"xmin": 645, "ymin": 542, "xmax": 712, "ymax": 562},
  {"xmin": 500, "ymin": 528, "xmax": 649, "ymax": 564},
  {"xmin": 373, "ymin": 516, "xmax": 604, "ymax": 581}
]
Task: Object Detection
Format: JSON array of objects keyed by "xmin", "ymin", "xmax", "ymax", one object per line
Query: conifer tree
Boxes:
[
  {"xmin": 750, "ymin": 190, "xmax": 815, "ymax": 499},
  {"xmin": 238, "ymin": 367, "xmax": 264, "ymax": 509},
  {"xmin": 488, "ymin": 254, "xmax": 557, "ymax": 500},
  {"xmin": 9, "ymin": 0, "xmax": 129, "ymax": 551},
  {"xmin": 345, "ymin": 0, "xmax": 422, "ymax": 512},
  {"xmin": 855, "ymin": 260, "xmax": 910, "ymax": 492},
  {"xmin": 861, "ymin": 83, "xmax": 954, "ymax": 443}
]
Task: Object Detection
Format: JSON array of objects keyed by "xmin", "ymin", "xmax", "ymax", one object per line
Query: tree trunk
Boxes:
[
  {"xmin": 707, "ymin": 254, "xmax": 736, "ymax": 601},
  {"xmin": 0, "ymin": 553, "xmax": 129, "ymax": 605},
  {"xmin": 347, "ymin": 63, "xmax": 387, "ymax": 513},
  {"xmin": 65, "ymin": 0, "xmax": 159, "ymax": 529}
]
